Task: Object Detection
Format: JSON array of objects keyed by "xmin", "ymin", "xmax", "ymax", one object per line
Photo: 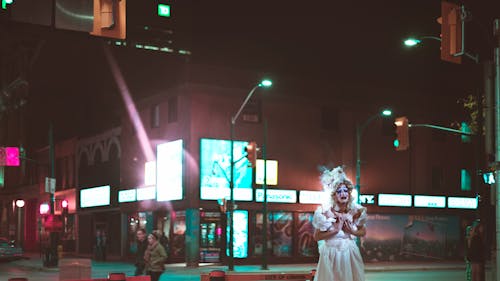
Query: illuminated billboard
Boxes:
[
  {"xmin": 227, "ymin": 210, "xmax": 248, "ymax": 258},
  {"xmin": 157, "ymin": 139, "xmax": 183, "ymax": 201},
  {"xmin": 200, "ymin": 138, "xmax": 252, "ymax": 201},
  {"xmin": 255, "ymin": 159, "xmax": 278, "ymax": 185},
  {"xmin": 80, "ymin": 185, "xmax": 110, "ymax": 208},
  {"xmin": 378, "ymin": 194, "xmax": 412, "ymax": 207}
]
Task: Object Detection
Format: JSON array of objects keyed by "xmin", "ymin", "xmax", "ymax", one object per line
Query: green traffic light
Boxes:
[
  {"xmin": 158, "ymin": 4, "xmax": 171, "ymax": 17},
  {"xmin": 393, "ymin": 139, "xmax": 400, "ymax": 148}
]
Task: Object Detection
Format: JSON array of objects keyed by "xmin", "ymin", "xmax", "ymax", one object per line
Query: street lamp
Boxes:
[
  {"xmin": 15, "ymin": 199, "xmax": 25, "ymax": 248},
  {"xmin": 228, "ymin": 79, "xmax": 272, "ymax": 271},
  {"xmin": 355, "ymin": 109, "xmax": 392, "ymax": 203},
  {"xmin": 403, "ymin": 36, "xmax": 479, "ymax": 63}
]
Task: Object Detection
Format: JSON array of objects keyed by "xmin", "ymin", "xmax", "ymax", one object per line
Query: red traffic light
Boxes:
[{"xmin": 61, "ymin": 200, "xmax": 68, "ymax": 209}]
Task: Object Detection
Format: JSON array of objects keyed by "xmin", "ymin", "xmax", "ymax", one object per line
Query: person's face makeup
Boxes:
[{"xmin": 335, "ymin": 184, "xmax": 350, "ymax": 204}]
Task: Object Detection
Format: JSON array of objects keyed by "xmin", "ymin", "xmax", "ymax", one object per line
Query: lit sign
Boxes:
[
  {"xmin": 359, "ymin": 194, "xmax": 375, "ymax": 204},
  {"xmin": 483, "ymin": 172, "xmax": 495, "ymax": 184},
  {"xmin": 378, "ymin": 194, "xmax": 412, "ymax": 207},
  {"xmin": 255, "ymin": 159, "xmax": 278, "ymax": 185},
  {"xmin": 299, "ymin": 190, "xmax": 325, "ymax": 204},
  {"xmin": 0, "ymin": 147, "xmax": 20, "ymax": 166},
  {"xmin": 80, "ymin": 185, "xmax": 110, "ymax": 208},
  {"xmin": 448, "ymin": 197, "xmax": 478, "ymax": 209},
  {"xmin": 157, "ymin": 140, "xmax": 183, "ymax": 201},
  {"xmin": 157, "ymin": 4, "xmax": 170, "ymax": 17},
  {"xmin": 137, "ymin": 186, "xmax": 156, "ymax": 201},
  {"xmin": 227, "ymin": 210, "xmax": 248, "ymax": 258},
  {"xmin": 414, "ymin": 195, "xmax": 446, "ymax": 208},
  {"xmin": 145, "ymin": 161, "xmax": 156, "ymax": 186},
  {"xmin": 256, "ymin": 189, "xmax": 296, "ymax": 203},
  {"xmin": 118, "ymin": 189, "xmax": 136, "ymax": 203},
  {"xmin": 200, "ymin": 138, "xmax": 252, "ymax": 201}
]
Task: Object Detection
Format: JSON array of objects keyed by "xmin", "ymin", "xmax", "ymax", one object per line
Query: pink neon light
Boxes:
[{"xmin": 6, "ymin": 147, "xmax": 19, "ymax": 166}]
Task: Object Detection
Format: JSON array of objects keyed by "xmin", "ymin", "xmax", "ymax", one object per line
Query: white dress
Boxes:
[{"xmin": 312, "ymin": 204, "xmax": 367, "ymax": 281}]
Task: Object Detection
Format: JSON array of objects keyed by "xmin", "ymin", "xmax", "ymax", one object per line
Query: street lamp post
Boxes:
[
  {"xmin": 403, "ymin": 36, "xmax": 479, "ymax": 63},
  {"xmin": 15, "ymin": 199, "xmax": 25, "ymax": 248},
  {"xmin": 355, "ymin": 109, "xmax": 392, "ymax": 204},
  {"xmin": 228, "ymin": 79, "xmax": 272, "ymax": 271}
]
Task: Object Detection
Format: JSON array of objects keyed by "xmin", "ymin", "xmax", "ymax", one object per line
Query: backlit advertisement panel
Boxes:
[
  {"xmin": 200, "ymin": 138, "xmax": 252, "ymax": 201},
  {"xmin": 157, "ymin": 139, "xmax": 183, "ymax": 201},
  {"xmin": 80, "ymin": 185, "xmax": 110, "ymax": 208}
]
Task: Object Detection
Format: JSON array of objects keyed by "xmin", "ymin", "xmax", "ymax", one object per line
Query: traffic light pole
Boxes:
[
  {"xmin": 355, "ymin": 114, "xmax": 381, "ymax": 204},
  {"xmin": 228, "ymin": 83, "xmax": 261, "ymax": 271},
  {"xmin": 46, "ymin": 123, "xmax": 58, "ymax": 267},
  {"xmin": 493, "ymin": 18, "xmax": 500, "ymax": 281},
  {"xmin": 261, "ymin": 119, "xmax": 268, "ymax": 270}
]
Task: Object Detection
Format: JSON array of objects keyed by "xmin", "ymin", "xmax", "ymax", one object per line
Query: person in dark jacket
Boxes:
[
  {"xmin": 134, "ymin": 228, "xmax": 148, "ymax": 276},
  {"xmin": 467, "ymin": 220, "xmax": 485, "ymax": 281}
]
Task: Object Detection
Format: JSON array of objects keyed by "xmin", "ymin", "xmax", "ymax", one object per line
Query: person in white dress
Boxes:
[{"xmin": 313, "ymin": 166, "xmax": 367, "ymax": 281}]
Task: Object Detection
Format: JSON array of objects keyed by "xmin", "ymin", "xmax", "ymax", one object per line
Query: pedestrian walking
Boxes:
[
  {"xmin": 312, "ymin": 166, "xmax": 367, "ymax": 281},
  {"xmin": 134, "ymin": 228, "xmax": 148, "ymax": 276},
  {"xmin": 144, "ymin": 232, "xmax": 167, "ymax": 281}
]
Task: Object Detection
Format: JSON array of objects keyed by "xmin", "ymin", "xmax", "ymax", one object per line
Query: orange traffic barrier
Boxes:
[
  {"xmin": 126, "ymin": 276, "xmax": 151, "ymax": 281},
  {"xmin": 200, "ymin": 272, "xmax": 313, "ymax": 281},
  {"xmin": 108, "ymin": 273, "xmax": 126, "ymax": 281},
  {"xmin": 208, "ymin": 270, "xmax": 226, "ymax": 281},
  {"xmin": 64, "ymin": 276, "xmax": 150, "ymax": 281}
]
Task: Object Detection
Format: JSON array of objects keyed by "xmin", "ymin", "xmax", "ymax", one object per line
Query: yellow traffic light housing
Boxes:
[
  {"xmin": 440, "ymin": 1, "xmax": 463, "ymax": 64},
  {"xmin": 91, "ymin": 0, "xmax": 126, "ymax": 39},
  {"xmin": 394, "ymin": 117, "xmax": 410, "ymax": 151},
  {"xmin": 245, "ymin": 141, "xmax": 257, "ymax": 168}
]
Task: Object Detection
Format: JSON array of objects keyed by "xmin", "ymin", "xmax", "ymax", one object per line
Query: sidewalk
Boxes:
[{"xmin": 12, "ymin": 252, "xmax": 467, "ymax": 278}]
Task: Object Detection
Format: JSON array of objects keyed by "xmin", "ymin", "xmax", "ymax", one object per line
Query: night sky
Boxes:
[{"xmin": 1, "ymin": 0, "xmax": 499, "ymax": 147}]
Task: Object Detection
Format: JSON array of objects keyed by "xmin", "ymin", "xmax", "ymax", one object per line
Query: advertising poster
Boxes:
[
  {"xmin": 362, "ymin": 214, "xmax": 460, "ymax": 261},
  {"xmin": 200, "ymin": 138, "xmax": 253, "ymax": 201}
]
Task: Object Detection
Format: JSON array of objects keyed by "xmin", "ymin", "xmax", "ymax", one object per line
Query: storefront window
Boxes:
[
  {"xmin": 271, "ymin": 212, "xmax": 293, "ymax": 256},
  {"xmin": 297, "ymin": 212, "xmax": 318, "ymax": 257},
  {"xmin": 200, "ymin": 211, "xmax": 223, "ymax": 262},
  {"xmin": 171, "ymin": 211, "xmax": 186, "ymax": 259},
  {"xmin": 253, "ymin": 212, "xmax": 271, "ymax": 256},
  {"xmin": 254, "ymin": 211, "xmax": 293, "ymax": 257}
]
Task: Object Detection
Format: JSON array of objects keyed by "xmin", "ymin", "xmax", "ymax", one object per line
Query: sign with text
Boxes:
[{"xmin": 255, "ymin": 188, "xmax": 296, "ymax": 203}]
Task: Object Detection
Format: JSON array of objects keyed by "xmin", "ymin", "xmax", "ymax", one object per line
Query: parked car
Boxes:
[{"xmin": 0, "ymin": 237, "xmax": 23, "ymax": 261}]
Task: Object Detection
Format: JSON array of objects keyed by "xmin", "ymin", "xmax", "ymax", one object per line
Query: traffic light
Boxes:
[
  {"xmin": 217, "ymin": 198, "xmax": 226, "ymax": 213},
  {"xmin": 91, "ymin": 0, "xmax": 126, "ymax": 39},
  {"xmin": 245, "ymin": 141, "xmax": 257, "ymax": 168},
  {"xmin": 61, "ymin": 199, "xmax": 68, "ymax": 216},
  {"xmin": 440, "ymin": 1, "xmax": 463, "ymax": 64},
  {"xmin": 394, "ymin": 117, "xmax": 409, "ymax": 151}
]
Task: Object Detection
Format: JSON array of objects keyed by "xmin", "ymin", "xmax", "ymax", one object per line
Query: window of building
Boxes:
[
  {"xmin": 461, "ymin": 169, "xmax": 471, "ymax": 191},
  {"xmin": 151, "ymin": 104, "xmax": 160, "ymax": 128},
  {"xmin": 168, "ymin": 97, "xmax": 178, "ymax": 123}
]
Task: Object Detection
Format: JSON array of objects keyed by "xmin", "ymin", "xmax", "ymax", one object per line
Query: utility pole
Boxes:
[{"xmin": 493, "ymin": 18, "xmax": 500, "ymax": 281}]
